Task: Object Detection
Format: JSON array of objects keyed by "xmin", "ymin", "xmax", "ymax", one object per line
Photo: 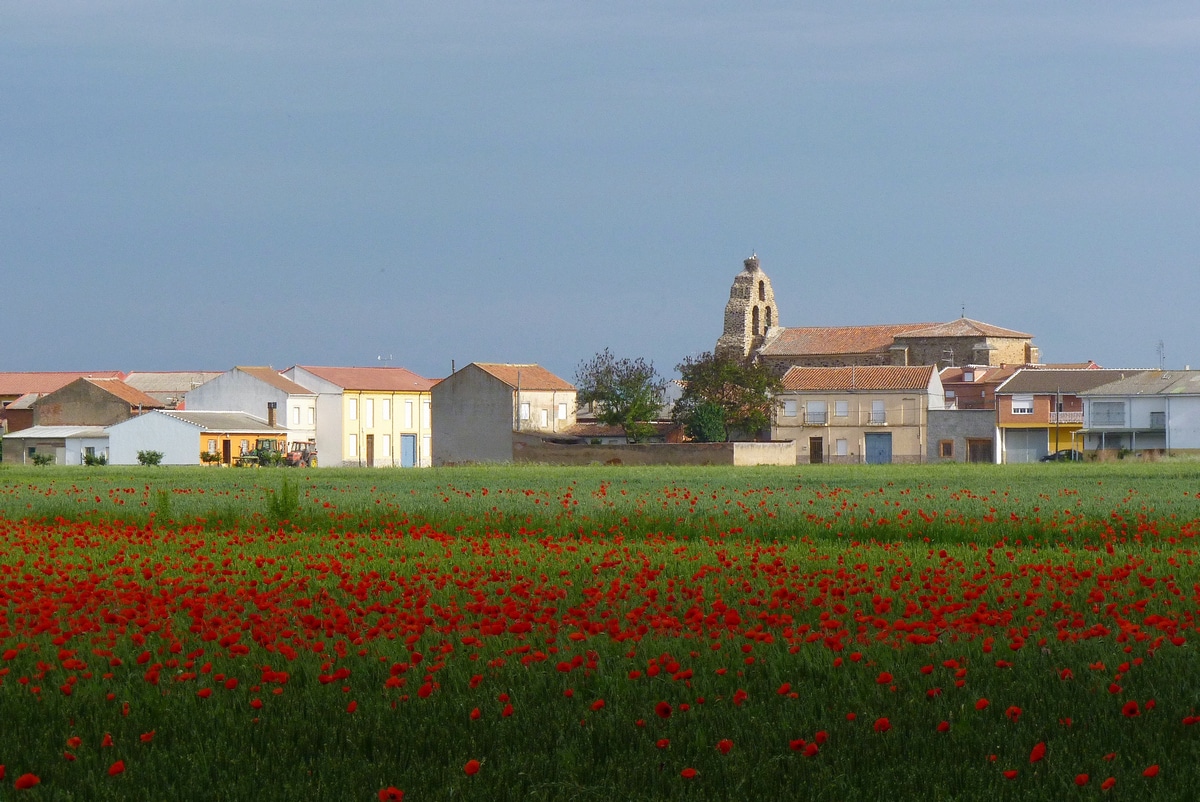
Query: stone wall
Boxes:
[
  {"xmin": 715, "ymin": 255, "xmax": 778, "ymax": 362},
  {"xmin": 512, "ymin": 433, "xmax": 797, "ymax": 466},
  {"xmin": 927, "ymin": 409, "xmax": 995, "ymax": 463}
]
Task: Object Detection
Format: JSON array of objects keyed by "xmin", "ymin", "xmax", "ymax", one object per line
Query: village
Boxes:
[{"xmin": 3, "ymin": 255, "xmax": 1196, "ymax": 469}]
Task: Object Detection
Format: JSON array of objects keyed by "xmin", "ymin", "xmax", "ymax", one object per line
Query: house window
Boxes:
[
  {"xmin": 207, "ymin": 439, "xmax": 217, "ymax": 454},
  {"xmin": 291, "ymin": 407, "xmax": 300, "ymax": 425},
  {"xmin": 963, "ymin": 371, "xmax": 974, "ymax": 382},
  {"xmin": 1150, "ymin": 411, "xmax": 1166, "ymax": 429},
  {"xmin": 805, "ymin": 401, "xmax": 827, "ymax": 424},
  {"xmin": 405, "ymin": 400, "xmax": 414, "ymax": 429},
  {"xmin": 835, "ymin": 438, "xmax": 848, "ymax": 456},
  {"xmin": 939, "ymin": 440, "xmax": 954, "ymax": 458},
  {"xmin": 381, "ymin": 399, "xmax": 391, "ymax": 421},
  {"xmin": 422, "ymin": 400, "xmax": 431, "ymax": 428},
  {"xmin": 307, "ymin": 407, "xmax": 315, "ymax": 425},
  {"xmin": 1012, "ymin": 394, "xmax": 1034, "ymax": 415},
  {"xmin": 519, "ymin": 402, "xmax": 531, "ymax": 421},
  {"xmin": 782, "ymin": 400, "xmax": 797, "ymax": 418},
  {"xmin": 381, "ymin": 434, "xmax": 391, "ymax": 457},
  {"xmin": 870, "ymin": 400, "xmax": 886, "ymax": 425},
  {"xmin": 348, "ymin": 398, "xmax": 358, "ymax": 421},
  {"xmin": 835, "ymin": 400, "xmax": 849, "ymax": 418},
  {"xmin": 364, "ymin": 399, "xmax": 374, "ymax": 428},
  {"xmin": 945, "ymin": 390, "xmax": 956, "ymax": 399},
  {"xmin": 557, "ymin": 402, "xmax": 568, "ymax": 420},
  {"xmin": 540, "ymin": 408, "xmax": 549, "ymax": 428},
  {"xmin": 240, "ymin": 439, "xmax": 249, "ymax": 454},
  {"xmin": 348, "ymin": 434, "xmax": 358, "ymax": 457},
  {"xmin": 1091, "ymin": 401, "xmax": 1125, "ymax": 426}
]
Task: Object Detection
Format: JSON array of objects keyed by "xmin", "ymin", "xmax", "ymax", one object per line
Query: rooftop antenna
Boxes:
[
  {"xmin": 377, "ymin": 354, "xmax": 394, "ymax": 366},
  {"xmin": 1156, "ymin": 340, "xmax": 1165, "ymax": 370},
  {"xmin": 961, "ymin": 303, "xmax": 966, "ymax": 319}
]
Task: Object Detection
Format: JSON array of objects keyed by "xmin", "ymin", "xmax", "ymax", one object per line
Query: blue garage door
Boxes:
[{"xmin": 865, "ymin": 432, "xmax": 892, "ymax": 464}]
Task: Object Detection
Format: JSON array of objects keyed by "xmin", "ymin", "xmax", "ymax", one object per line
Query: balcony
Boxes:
[
  {"xmin": 868, "ymin": 413, "xmax": 886, "ymax": 426},
  {"xmin": 1049, "ymin": 411, "xmax": 1083, "ymax": 424},
  {"xmin": 805, "ymin": 411, "xmax": 828, "ymax": 425}
]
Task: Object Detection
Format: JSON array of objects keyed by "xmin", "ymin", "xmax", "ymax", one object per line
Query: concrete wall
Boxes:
[
  {"xmin": 433, "ymin": 366, "xmax": 517, "ymax": 465},
  {"xmin": 108, "ymin": 413, "xmax": 201, "ymax": 465},
  {"xmin": 512, "ymin": 433, "xmax": 797, "ymax": 466},
  {"xmin": 927, "ymin": 409, "xmax": 995, "ymax": 462}
]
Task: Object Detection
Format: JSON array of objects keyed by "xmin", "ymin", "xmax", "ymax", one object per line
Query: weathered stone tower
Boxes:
[{"xmin": 715, "ymin": 254, "xmax": 778, "ymax": 361}]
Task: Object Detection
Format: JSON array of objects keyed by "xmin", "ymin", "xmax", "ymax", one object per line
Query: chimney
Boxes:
[{"xmin": 267, "ymin": 401, "xmax": 277, "ymax": 427}]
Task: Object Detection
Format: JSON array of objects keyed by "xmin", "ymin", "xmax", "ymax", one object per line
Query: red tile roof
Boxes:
[
  {"xmin": 760, "ymin": 323, "xmax": 936, "ymax": 357},
  {"xmin": 472, "ymin": 363, "xmax": 575, "ymax": 391},
  {"xmin": 781, "ymin": 365, "xmax": 937, "ymax": 392},
  {"xmin": 0, "ymin": 371, "xmax": 124, "ymax": 397},
  {"xmin": 234, "ymin": 367, "xmax": 315, "ymax": 396},
  {"xmin": 896, "ymin": 318, "xmax": 1033, "ymax": 339},
  {"xmin": 77, "ymin": 378, "xmax": 166, "ymax": 409},
  {"xmin": 294, "ymin": 365, "xmax": 437, "ymax": 392}
]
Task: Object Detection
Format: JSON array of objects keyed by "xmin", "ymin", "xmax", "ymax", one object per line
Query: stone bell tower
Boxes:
[{"xmin": 715, "ymin": 254, "xmax": 778, "ymax": 362}]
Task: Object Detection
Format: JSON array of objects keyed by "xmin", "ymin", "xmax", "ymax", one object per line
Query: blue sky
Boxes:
[{"xmin": 4, "ymin": 2, "xmax": 1198, "ymax": 381}]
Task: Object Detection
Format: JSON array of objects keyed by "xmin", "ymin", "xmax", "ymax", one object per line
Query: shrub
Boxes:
[
  {"xmin": 137, "ymin": 450, "xmax": 164, "ymax": 466},
  {"xmin": 83, "ymin": 453, "xmax": 108, "ymax": 466},
  {"xmin": 32, "ymin": 453, "xmax": 56, "ymax": 466}
]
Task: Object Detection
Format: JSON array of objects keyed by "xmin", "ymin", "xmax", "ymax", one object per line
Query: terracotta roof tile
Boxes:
[
  {"xmin": 472, "ymin": 363, "xmax": 575, "ymax": 391},
  {"xmin": 234, "ymin": 367, "xmax": 315, "ymax": 396},
  {"xmin": 294, "ymin": 365, "xmax": 437, "ymax": 392},
  {"xmin": 896, "ymin": 318, "xmax": 1033, "ymax": 339},
  {"xmin": 78, "ymin": 378, "xmax": 166, "ymax": 409},
  {"xmin": 0, "ymin": 371, "xmax": 124, "ymax": 397},
  {"xmin": 781, "ymin": 365, "xmax": 937, "ymax": 392},
  {"xmin": 759, "ymin": 323, "xmax": 936, "ymax": 357}
]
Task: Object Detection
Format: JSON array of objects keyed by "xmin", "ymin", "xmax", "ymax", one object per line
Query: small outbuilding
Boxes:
[{"xmin": 107, "ymin": 410, "xmax": 287, "ymax": 466}]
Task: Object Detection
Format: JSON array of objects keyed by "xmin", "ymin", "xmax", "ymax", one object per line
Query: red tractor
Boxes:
[{"xmin": 284, "ymin": 442, "xmax": 317, "ymax": 468}]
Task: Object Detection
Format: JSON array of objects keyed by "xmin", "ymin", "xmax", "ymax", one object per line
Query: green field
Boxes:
[{"xmin": 2, "ymin": 463, "xmax": 1199, "ymax": 799}]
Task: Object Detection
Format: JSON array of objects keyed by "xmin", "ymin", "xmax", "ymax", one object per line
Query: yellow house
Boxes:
[{"xmin": 283, "ymin": 366, "xmax": 438, "ymax": 467}]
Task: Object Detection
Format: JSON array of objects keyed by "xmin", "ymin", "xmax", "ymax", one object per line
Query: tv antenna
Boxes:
[
  {"xmin": 377, "ymin": 354, "xmax": 394, "ymax": 366},
  {"xmin": 1156, "ymin": 340, "xmax": 1165, "ymax": 370}
]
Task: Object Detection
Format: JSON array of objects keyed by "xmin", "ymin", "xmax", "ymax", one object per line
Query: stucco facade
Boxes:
[
  {"xmin": 107, "ymin": 410, "xmax": 286, "ymax": 466},
  {"xmin": 283, "ymin": 365, "xmax": 436, "ymax": 467},
  {"xmin": 184, "ymin": 367, "xmax": 316, "ymax": 447},
  {"xmin": 771, "ymin": 366, "xmax": 944, "ymax": 464}
]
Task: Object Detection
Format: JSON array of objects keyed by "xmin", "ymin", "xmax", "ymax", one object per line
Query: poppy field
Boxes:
[{"xmin": 2, "ymin": 463, "xmax": 1200, "ymax": 800}]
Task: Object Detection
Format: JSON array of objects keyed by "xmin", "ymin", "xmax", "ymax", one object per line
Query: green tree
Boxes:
[
  {"xmin": 575, "ymin": 349, "xmax": 666, "ymax": 444},
  {"xmin": 673, "ymin": 351, "xmax": 781, "ymax": 441}
]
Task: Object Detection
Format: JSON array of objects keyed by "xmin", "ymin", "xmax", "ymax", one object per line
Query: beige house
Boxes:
[
  {"xmin": 432, "ymin": 363, "xmax": 576, "ymax": 465},
  {"xmin": 772, "ymin": 365, "xmax": 944, "ymax": 464}
]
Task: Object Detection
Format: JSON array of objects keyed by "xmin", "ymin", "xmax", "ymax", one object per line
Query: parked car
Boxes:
[{"xmin": 1040, "ymin": 449, "xmax": 1082, "ymax": 462}]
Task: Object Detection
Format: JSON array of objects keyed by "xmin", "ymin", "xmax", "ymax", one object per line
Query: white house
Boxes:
[
  {"xmin": 183, "ymin": 367, "xmax": 316, "ymax": 448},
  {"xmin": 1078, "ymin": 370, "xmax": 1200, "ymax": 456},
  {"xmin": 107, "ymin": 410, "xmax": 287, "ymax": 466},
  {"xmin": 2, "ymin": 426, "xmax": 109, "ymax": 465}
]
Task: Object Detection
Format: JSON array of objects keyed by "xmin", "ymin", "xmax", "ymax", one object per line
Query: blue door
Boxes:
[
  {"xmin": 865, "ymin": 432, "xmax": 892, "ymax": 464},
  {"xmin": 400, "ymin": 435, "xmax": 417, "ymax": 468}
]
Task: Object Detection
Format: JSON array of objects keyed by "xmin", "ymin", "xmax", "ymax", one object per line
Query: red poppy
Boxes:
[
  {"xmin": 65, "ymin": 752, "xmax": 77, "ymax": 761},
  {"xmin": 873, "ymin": 717, "xmax": 891, "ymax": 733},
  {"xmin": 501, "ymin": 704, "xmax": 513, "ymax": 717},
  {"xmin": 1005, "ymin": 706, "xmax": 1021, "ymax": 722},
  {"xmin": 67, "ymin": 736, "xmax": 82, "ymax": 749},
  {"xmin": 680, "ymin": 767, "xmax": 697, "ymax": 779},
  {"xmin": 789, "ymin": 739, "xmax": 805, "ymax": 751},
  {"xmin": 15, "ymin": 773, "xmax": 39, "ymax": 790},
  {"xmin": 108, "ymin": 760, "xmax": 125, "ymax": 776},
  {"xmin": 776, "ymin": 683, "xmax": 791, "ymax": 695},
  {"xmin": 1121, "ymin": 701, "xmax": 1140, "ymax": 717},
  {"xmin": 470, "ymin": 707, "xmax": 481, "ymax": 720},
  {"xmin": 1003, "ymin": 770, "xmax": 1018, "ymax": 780},
  {"xmin": 876, "ymin": 672, "xmax": 893, "ymax": 685},
  {"xmin": 250, "ymin": 699, "xmax": 263, "ymax": 709},
  {"xmin": 937, "ymin": 721, "xmax": 950, "ymax": 733},
  {"xmin": 1103, "ymin": 752, "xmax": 1116, "ymax": 761},
  {"xmin": 1075, "ymin": 774, "xmax": 1089, "ymax": 786},
  {"xmin": 347, "ymin": 701, "xmax": 358, "ymax": 713},
  {"xmin": 590, "ymin": 699, "xmax": 605, "ymax": 712},
  {"xmin": 716, "ymin": 739, "xmax": 733, "ymax": 754},
  {"xmin": 803, "ymin": 743, "xmax": 819, "ymax": 757},
  {"xmin": 101, "ymin": 733, "xmax": 114, "ymax": 747},
  {"xmin": 464, "ymin": 759, "xmax": 481, "ymax": 776},
  {"xmin": 1029, "ymin": 742, "xmax": 1046, "ymax": 764},
  {"xmin": 197, "ymin": 688, "xmax": 212, "ymax": 699},
  {"xmin": 656, "ymin": 739, "xmax": 670, "ymax": 749},
  {"xmin": 975, "ymin": 698, "xmax": 989, "ymax": 711},
  {"xmin": 1101, "ymin": 777, "xmax": 1115, "ymax": 791},
  {"xmin": 1143, "ymin": 765, "xmax": 1160, "ymax": 778},
  {"xmin": 814, "ymin": 731, "xmax": 828, "ymax": 745},
  {"xmin": 379, "ymin": 788, "xmax": 404, "ymax": 801},
  {"xmin": 140, "ymin": 731, "xmax": 155, "ymax": 743}
]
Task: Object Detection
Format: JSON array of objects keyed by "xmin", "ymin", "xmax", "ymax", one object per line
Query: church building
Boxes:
[{"xmin": 716, "ymin": 255, "xmax": 1038, "ymax": 373}]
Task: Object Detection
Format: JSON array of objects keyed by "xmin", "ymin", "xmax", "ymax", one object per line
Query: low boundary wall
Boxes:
[{"xmin": 512, "ymin": 434, "xmax": 796, "ymax": 466}]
